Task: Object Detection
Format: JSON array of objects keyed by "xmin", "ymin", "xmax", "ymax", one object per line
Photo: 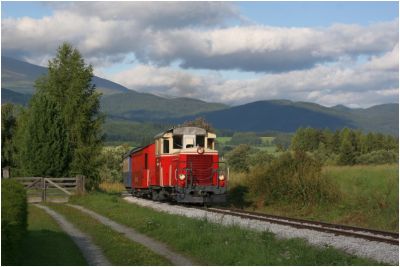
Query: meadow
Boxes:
[{"xmin": 230, "ymin": 164, "xmax": 399, "ymax": 232}]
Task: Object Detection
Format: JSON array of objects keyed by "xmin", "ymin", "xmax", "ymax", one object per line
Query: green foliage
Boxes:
[
  {"xmin": 248, "ymin": 151, "xmax": 339, "ymax": 205},
  {"xmin": 291, "ymin": 127, "xmax": 398, "ymax": 165},
  {"xmin": 271, "ymin": 133, "xmax": 293, "ymax": 150},
  {"xmin": 1, "ymin": 103, "xmax": 17, "ymax": 169},
  {"xmin": 1, "ymin": 179, "xmax": 27, "ymax": 265},
  {"xmin": 228, "ymin": 132, "xmax": 261, "ymax": 146},
  {"xmin": 248, "ymin": 150, "xmax": 274, "ymax": 167},
  {"xmin": 15, "ymin": 43, "xmax": 104, "ymax": 189},
  {"xmin": 355, "ymin": 150, "xmax": 399, "ymax": 165},
  {"xmin": 181, "ymin": 117, "xmax": 215, "ymax": 132},
  {"xmin": 99, "ymin": 145, "xmax": 131, "ymax": 183},
  {"xmin": 226, "ymin": 144, "xmax": 252, "ymax": 172},
  {"xmin": 18, "ymin": 93, "xmax": 70, "ymax": 176}
]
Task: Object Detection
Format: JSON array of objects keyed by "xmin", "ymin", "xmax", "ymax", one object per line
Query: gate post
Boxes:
[
  {"xmin": 41, "ymin": 177, "xmax": 46, "ymax": 202},
  {"xmin": 76, "ymin": 175, "xmax": 85, "ymax": 195}
]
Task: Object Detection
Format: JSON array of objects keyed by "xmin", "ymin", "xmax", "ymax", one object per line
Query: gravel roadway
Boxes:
[
  {"xmin": 123, "ymin": 196, "xmax": 399, "ymax": 265},
  {"xmin": 35, "ymin": 204, "xmax": 111, "ymax": 266}
]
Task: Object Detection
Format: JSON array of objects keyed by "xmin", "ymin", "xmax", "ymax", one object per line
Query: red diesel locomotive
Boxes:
[{"xmin": 123, "ymin": 126, "xmax": 227, "ymax": 204}]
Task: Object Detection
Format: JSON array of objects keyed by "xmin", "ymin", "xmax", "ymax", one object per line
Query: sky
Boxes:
[{"xmin": 1, "ymin": 1, "xmax": 399, "ymax": 107}]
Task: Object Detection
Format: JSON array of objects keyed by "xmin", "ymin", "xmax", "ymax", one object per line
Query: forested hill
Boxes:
[
  {"xmin": 2, "ymin": 57, "xmax": 398, "ymax": 136},
  {"xmin": 174, "ymin": 100, "xmax": 399, "ymax": 135},
  {"xmin": 1, "ymin": 56, "xmax": 228, "ymax": 117},
  {"xmin": 1, "ymin": 56, "xmax": 129, "ymax": 95}
]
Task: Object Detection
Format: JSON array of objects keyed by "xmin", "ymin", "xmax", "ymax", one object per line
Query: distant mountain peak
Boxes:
[{"xmin": 1, "ymin": 56, "xmax": 129, "ymax": 95}]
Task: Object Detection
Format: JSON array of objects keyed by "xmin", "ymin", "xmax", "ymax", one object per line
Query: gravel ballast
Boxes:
[{"xmin": 123, "ymin": 196, "xmax": 399, "ymax": 265}]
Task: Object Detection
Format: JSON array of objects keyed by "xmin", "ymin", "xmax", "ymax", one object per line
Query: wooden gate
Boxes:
[{"xmin": 14, "ymin": 176, "xmax": 85, "ymax": 203}]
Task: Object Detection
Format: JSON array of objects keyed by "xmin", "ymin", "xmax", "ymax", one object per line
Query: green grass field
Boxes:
[
  {"xmin": 69, "ymin": 192, "xmax": 379, "ymax": 265},
  {"xmin": 216, "ymin": 136, "xmax": 232, "ymax": 144},
  {"xmin": 260, "ymin": 136, "xmax": 275, "ymax": 145},
  {"xmin": 20, "ymin": 205, "xmax": 87, "ymax": 265},
  {"xmin": 243, "ymin": 164, "xmax": 398, "ymax": 232},
  {"xmin": 49, "ymin": 204, "xmax": 171, "ymax": 265}
]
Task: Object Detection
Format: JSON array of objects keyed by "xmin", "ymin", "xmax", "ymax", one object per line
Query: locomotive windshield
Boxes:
[
  {"xmin": 173, "ymin": 135, "xmax": 183, "ymax": 149},
  {"xmin": 196, "ymin": 135, "xmax": 205, "ymax": 147}
]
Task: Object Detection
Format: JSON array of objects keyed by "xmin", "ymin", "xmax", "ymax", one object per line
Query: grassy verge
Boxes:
[
  {"xmin": 250, "ymin": 164, "xmax": 398, "ymax": 232},
  {"xmin": 49, "ymin": 203, "xmax": 171, "ymax": 266},
  {"xmin": 20, "ymin": 205, "xmax": 87, "ymax": 266},
  {"xmin": 99, "ymin": 182, "xmax": 125, "ymax": 194},
  {"xmin": 70, "ymin": 192, "xmax": 380, "ymax": 265}
]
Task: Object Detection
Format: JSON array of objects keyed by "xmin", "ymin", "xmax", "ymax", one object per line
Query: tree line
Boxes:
[
  {"xmin": 1, "ymin": 43, "xmax": 104, "ymax": 189},
  {"xmin": 291, "ymin": 127, "xmax": 398, "ymax": 165}
]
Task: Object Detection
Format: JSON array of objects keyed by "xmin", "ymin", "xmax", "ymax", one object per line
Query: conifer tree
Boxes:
[
  {"xmin": 1, "ymin": 103, "xmax": 17, "ymax": 169},
  {"xmin": 19, "ymin": 93, "xmax": 70, "ymax": 177},
  {"xmin": 17, "ymin": 43, "xmax": 104, "ymax": 189}
]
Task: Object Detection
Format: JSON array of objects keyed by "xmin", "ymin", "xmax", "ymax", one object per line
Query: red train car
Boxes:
[{"xmin": 123, "ymin": 126, "xmax": 227, "ymax": 204}]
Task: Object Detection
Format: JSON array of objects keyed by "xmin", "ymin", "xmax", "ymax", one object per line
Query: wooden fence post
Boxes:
[
  {"xmin": 41, "ymin": 177, "xmax": 46, "ymax": 202},
  {"xmin": 76, "ymin": 175, "xmax": 85, "ymax": 195}
]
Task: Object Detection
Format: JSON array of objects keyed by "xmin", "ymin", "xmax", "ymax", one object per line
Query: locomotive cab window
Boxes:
[
  {"xmin": 207, "ymin": 138, "xmax": 214, "ymax": 149},
  {"xmin": 196, "ymin": 135, "xmax": 205, "ymax": 147},
  {"xmin": 144, "ymin": 153, "xmax": 148, "ymax": 169},
  {"xmin": 163, "ymin": 139, "xmax": 170, "ymax": 154},
  {"xmin": 173, "ymin": 135, "xmax": 183, "ymax": 149}
]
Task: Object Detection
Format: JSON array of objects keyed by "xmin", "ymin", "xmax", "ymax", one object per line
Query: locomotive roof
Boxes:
[{"xmin": 153, "ymin": 126, "xmax": 208, "ymax": 139}]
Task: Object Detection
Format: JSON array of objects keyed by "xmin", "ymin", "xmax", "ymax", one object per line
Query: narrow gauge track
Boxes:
[{"xmin": 202, "ymin": 207, "xmax": 399, "ymax": 245}]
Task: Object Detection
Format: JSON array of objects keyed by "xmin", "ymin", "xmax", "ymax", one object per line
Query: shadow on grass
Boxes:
[
  {"xmin": 19, "ymin": 229, "xmax": 87, "ymax": 266},
  {"xmin": 228, "ymin": 185, "xmax": 253, "ymax": 209}
]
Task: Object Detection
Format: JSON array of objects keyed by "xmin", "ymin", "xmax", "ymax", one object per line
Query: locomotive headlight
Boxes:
[
  {"xmin": 218, "ymin": 174, "xmax": 225, "ymax": 181},
  {"xmin": 179, "ymin": 174, "xmax": 186, "ymax": 180}
]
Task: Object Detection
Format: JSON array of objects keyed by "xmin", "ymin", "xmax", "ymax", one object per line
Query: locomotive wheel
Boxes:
[{"xmin": 152, "ymin": 190, "xmax": 159, "ymax": 201}]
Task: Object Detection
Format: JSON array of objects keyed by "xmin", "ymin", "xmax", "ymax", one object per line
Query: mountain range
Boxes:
[{"xmin": 2, "ymin": 56, "xmax": 398, "ymax": 137}]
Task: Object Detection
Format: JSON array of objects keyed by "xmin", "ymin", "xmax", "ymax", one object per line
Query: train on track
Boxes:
[{"xmin": 123, "ymin": 126, "xmax": 227, "ymax": 204}]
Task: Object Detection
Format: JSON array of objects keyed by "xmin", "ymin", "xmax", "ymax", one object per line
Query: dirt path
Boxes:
[
  {"xmin": 35, "ymin": 204, "xmax": 112, "ymax": 266},
  {"xmin": 68, "ymin": 204, "xmax": 194, "ymax": 266}
]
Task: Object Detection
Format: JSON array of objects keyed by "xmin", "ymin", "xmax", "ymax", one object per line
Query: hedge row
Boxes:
[{"xmin": 1, "ymin": 179, "xmax": 27, "ymax": 265}]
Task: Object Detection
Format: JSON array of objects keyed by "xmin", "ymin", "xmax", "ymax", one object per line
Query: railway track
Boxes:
[{"xmin": 204, "ymin": 207, "xmax": 399, "ymax": 245}]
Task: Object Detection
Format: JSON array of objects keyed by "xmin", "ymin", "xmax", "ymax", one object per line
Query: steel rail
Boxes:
[{"xmin": 204, "ymin": 207, "xmax": 399, "ymax": 245}]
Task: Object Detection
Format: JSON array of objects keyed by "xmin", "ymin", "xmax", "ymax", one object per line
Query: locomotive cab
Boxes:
[{"xmin": 153, "ymin": 126, "xmax": 227, "ymax": 204}]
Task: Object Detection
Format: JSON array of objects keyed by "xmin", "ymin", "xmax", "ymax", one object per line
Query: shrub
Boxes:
[
  {"xmin": 355, "ymin": 150, "xmax": 398, "ymax": 165},
  {"xmin": 248, "ymin": 151, "xmax": 339, "ymax": 206},
  {"xmin": 249, "ymin": 150, "xmax": 274, "ymax": 167},
  {"xmin": 1, "ymin": 179, "xmax": 27, "ymax": 265},
  {"xmin": 99, "ymin": 144, "xmax": 131, "ymax": 183},
  {"xmin": 226, "ymin": 144, "xmax": 252, "ymax": 172}
]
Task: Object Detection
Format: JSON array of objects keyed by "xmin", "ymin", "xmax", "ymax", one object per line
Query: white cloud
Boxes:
[
  {"xmin": 2, "ymin": 2, "xmax": 398, "ymax": 72},
  {"xmin": 109, "ymin": 47, "xmax": 398, "ymax": 107},
  {"xmin": 1, "ymin": 2, "xmax": 398, "ymax": 107}
]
